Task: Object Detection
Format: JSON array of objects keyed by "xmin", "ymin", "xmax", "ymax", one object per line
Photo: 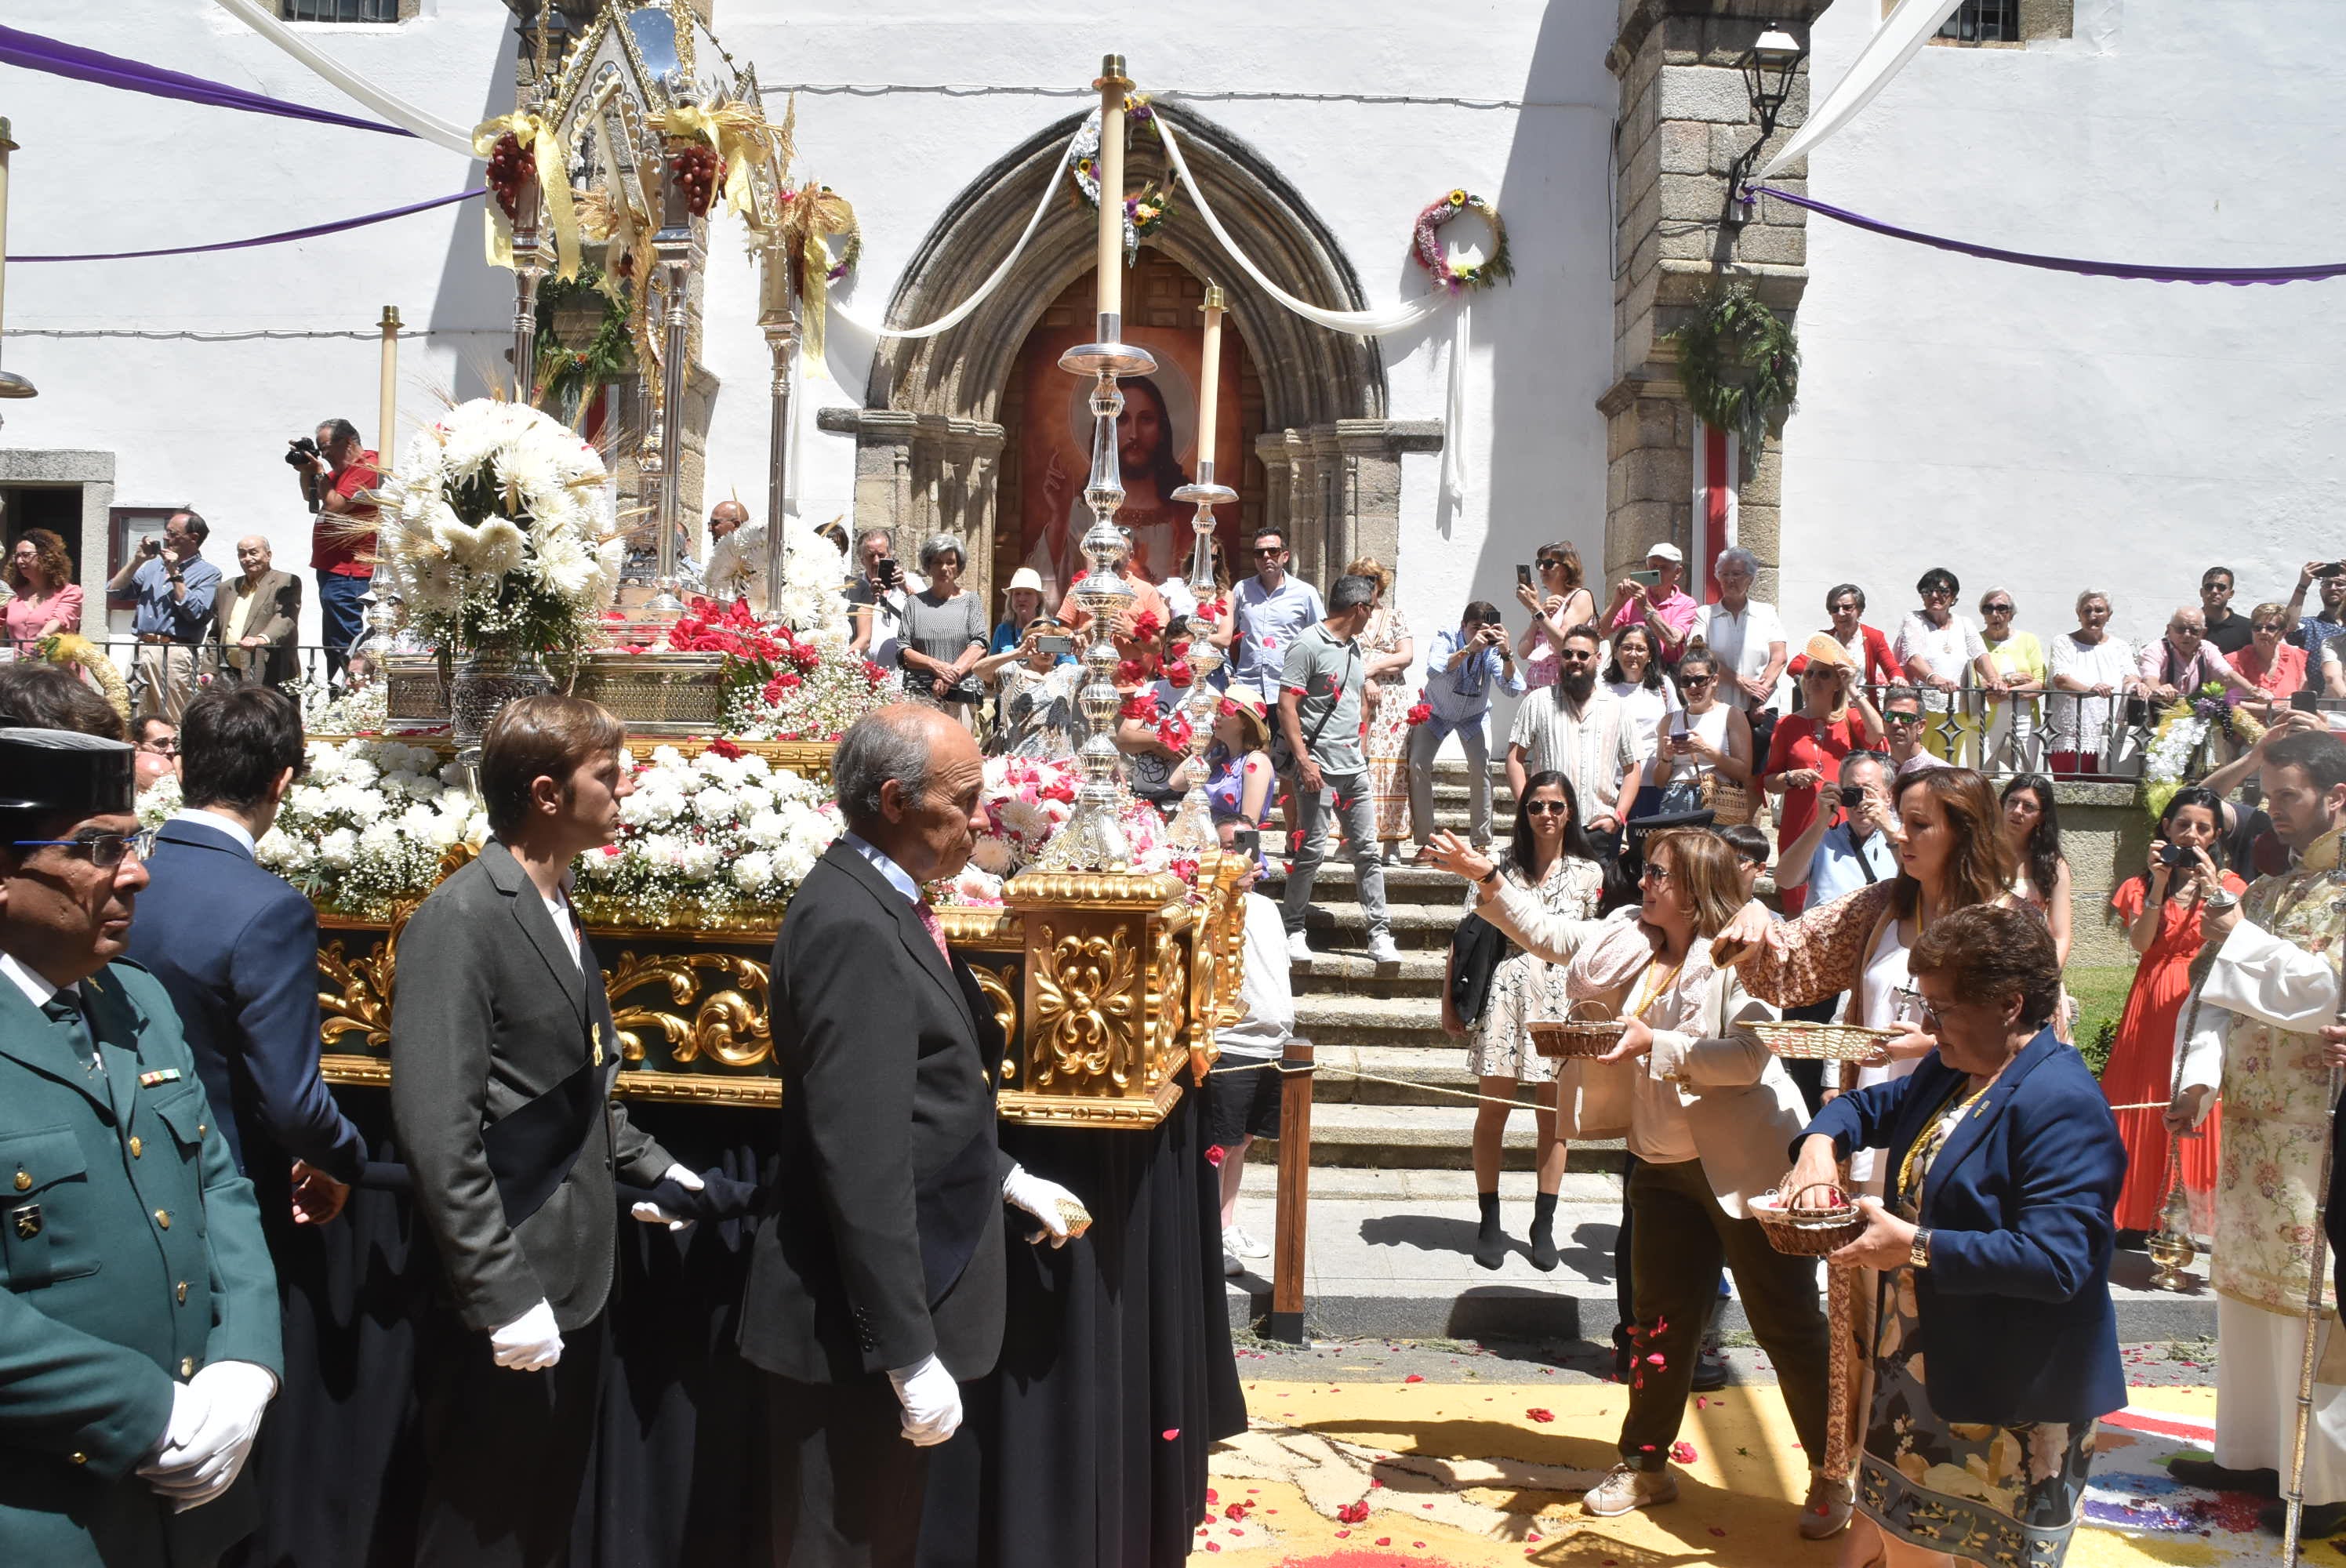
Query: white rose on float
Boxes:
[
  {"xmin": 319, "ymin": 828, "xmax": 359, "ymax": 869},
  {"xmin": 358, "ymin": 819, "xmax": 401, "ymax": 856},
  {"xmin": 252, "ymin": 829, "xmax": 295, "ymax": 869},
  {"xmin": 398, "ymin": 803, "xmax": 439, "ymax": 838},
  {"xmin": 731, "ymin": 852, "xmax": 775, "ymax": 891},
  {"xmin": 583, "ymin": 846, "xmax": 624, "ymax": 882}
]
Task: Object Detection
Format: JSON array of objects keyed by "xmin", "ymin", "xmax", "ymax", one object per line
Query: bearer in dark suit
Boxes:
[
  {"xmin": 126, "ymin": 683, "xmax": 365, "ymax": 1566},
  {"xmin": 739, "ymin": 705, "xmax": 1093, "ymax": 1567},
  {"xmin": 390, "ymin": 695, "xmax": 703, "ymax": 1568},
  {"xmin": 0, "ymin": 724, "xmax": 282, "ymax": 1566}
]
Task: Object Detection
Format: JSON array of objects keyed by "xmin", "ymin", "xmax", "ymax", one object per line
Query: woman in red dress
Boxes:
[
  {"xmin": 2104, "ymin": 785, "xmax": 2240, "ymax": 1243},
  {"xmin": 1761, "ymin": 650, "xmax": 1882, "ymax": 914}
]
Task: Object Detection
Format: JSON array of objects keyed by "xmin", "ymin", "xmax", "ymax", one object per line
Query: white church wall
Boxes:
[
  {"xmin": 1783, "ymin": 0, "xmax": 2346, "ymax": 655},
  {"xmin": 2, "ymin": 0, "xmax": 517, "ymax": 644}
]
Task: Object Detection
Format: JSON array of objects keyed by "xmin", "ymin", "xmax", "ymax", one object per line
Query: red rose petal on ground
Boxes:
[
  {"xmin": 1404, "ymin": 1374, "xmax": 1424, "ymax": 1384},
  {"xmin": 1672, "ymin": 1441, "xmax": 1698, "ymax": 1464},
  {"xmin": 1526, "ymin": 1408, "xmax": 1555, "ymax": 1423},
  {"xmin": 1709, "ymin": 1526, "xmax": 1728, "ymax": 1537}
]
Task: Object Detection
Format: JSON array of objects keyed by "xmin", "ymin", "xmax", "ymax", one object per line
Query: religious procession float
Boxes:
[{"xmin": 125, "ymin": 3, "xmax": 1255, "ymax": 1132}]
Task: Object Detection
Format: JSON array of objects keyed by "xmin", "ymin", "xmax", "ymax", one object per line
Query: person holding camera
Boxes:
[
  {"xmin": 288, "ymin": 419, "xmax": 380, "ymax": 681},
  {"xmin": 846, "ymin": 528, "xmax": 908, "ymax": 659},
  {"xmin": 106, "ymin": 509, "xmax": 221, "ymax": 723},
  {"xmin": 1602, "ymin": 541, "xmax": 1698, "ymax": 666},
  {"xmin": 2283, "ymin": 557, "xmax": 2346, "ymax": 666},
  {"xmin": 1407, "ymin": 601, "xmax": 1523, "ymax": 857},
  {"xmin": 974, "ymin": 616, "xmax": 1080, "ymax": 759},
  {"xmin": 1762, "ymin": 644, "xmax": 1882, "ymax": 915}
]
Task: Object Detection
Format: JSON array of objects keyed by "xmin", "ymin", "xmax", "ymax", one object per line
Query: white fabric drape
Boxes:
[
  {"xmin": 209, "ymin": 0, "xmax": 478, "ymax": 155},
  {"xmin": 1153, "ymin": 110, "xmax": 1449, "ymax": 339},
  {"xmin": 1750, "ymin": 0, "xmax": 1967, "ymax": 186},
  {"xmin": 826, "ymin": 123, "xmax": 1088, "ymax": 341}
]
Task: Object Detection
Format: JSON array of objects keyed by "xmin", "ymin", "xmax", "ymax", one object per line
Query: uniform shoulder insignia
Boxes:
[{"xmin": 138, "ymin": 1068, "xmax": 184, "ymax": 1087}]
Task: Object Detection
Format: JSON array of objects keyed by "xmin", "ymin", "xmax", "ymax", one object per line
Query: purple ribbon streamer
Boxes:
[
  {"xmin": 1751, "ymin": 183, "xmax": 2346, "ymax": 286},
  {"xmin": 0, "ymin": 23, "xmax": 412, "ymax": 139},
  {"xmin": 13, "ymin": 188, "xmax": 484, "ymax": 263}
]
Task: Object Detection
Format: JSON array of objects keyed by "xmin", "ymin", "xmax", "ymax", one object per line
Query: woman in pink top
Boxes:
[
  {"xmin": 3, "ymin": 528, "xmax": 82, "ymax": 651},
  {"xmin": 2231, "ymin": 601, "xmax": 2308, "ymax": 718}
]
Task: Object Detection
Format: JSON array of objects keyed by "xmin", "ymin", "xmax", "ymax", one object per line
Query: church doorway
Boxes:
[{"xmin": 993, "ymin": 254, "xmax": 1266, "ymax": 604}]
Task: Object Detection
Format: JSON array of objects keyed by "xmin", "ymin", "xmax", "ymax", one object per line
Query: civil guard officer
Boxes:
[{"xmin": 0, "ymin": 724, "xmax": 281, "ymax": 1565}]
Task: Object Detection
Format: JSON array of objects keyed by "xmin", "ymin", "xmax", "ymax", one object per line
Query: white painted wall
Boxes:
[
  {"xmin": 2, "ymin": 1, "xmax": 517, "ymax": 643},
  {"xmin": 1782, "ymin": 0, "xmax": 2346, "ymax": 655},
  {"xmin": 0, "ymin": 2, "xmax": 1616, "ymax": 667}
]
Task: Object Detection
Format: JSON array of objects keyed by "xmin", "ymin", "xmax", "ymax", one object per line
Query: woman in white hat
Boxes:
[{"xmin": 990, "ymin": 566, "xmax": 1051, "ymax": 655}]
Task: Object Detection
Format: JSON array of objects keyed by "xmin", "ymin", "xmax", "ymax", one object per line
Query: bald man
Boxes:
[
  {"xmin": 703, "ymin": 499, "xmax": 769, "ymax": 614},
  {"xmin": 212, "ymin": 536, "xmax": 303, "ymax": 688}
]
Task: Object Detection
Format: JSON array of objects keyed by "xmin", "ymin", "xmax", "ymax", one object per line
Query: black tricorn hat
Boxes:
[{"xmin": 0, "ymin": 725, "xmax": 136, "ymax": 818}]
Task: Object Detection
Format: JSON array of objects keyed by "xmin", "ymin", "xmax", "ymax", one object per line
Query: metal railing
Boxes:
[{"xmin": 78, "ymin": 639, "xmax": 356, "ymax": 717}]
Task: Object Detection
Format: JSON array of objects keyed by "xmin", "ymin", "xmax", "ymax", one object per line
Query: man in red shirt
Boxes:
[{"xmin": 292, "ymin": 418, "xmax": 380, "ymax": 680}]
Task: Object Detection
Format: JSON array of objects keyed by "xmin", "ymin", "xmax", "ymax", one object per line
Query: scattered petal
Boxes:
[
  {"xmin": 1526, "ymin": 1407, "xmax": 1556, "ymax": 1424},
  {"xmin": 1161, "ymin": 1428, "xmax": 1180, "ymax": 1441},
  {"xmin": 1404, "ymin": 1374, "xmax": 1424, "ymax": 1384},
  {"xmin": 1672, "ymin": 1440, "xmax": 1698, "ymax": 1464}
]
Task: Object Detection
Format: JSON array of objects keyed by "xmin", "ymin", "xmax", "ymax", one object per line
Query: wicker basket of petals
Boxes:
[
  {"xmin": 1528, "ymin": 1000, "xmax": 1628, "ymax": 1060},
  {"xmin": 1752, "ymin": 1180, "xmax": 1868, "ymax": 1257},
  {"xmin": 1749, "ymin": 1019, "xmax": 1900, "ymax": 1062}
]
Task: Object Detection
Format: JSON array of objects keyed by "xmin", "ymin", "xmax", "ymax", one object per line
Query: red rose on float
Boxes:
[
  {"xmin": 708, "ymin": 737, "xmax": 745, "ymax": 760},
  {"xmin": 1128, "ymin": 610, "xmax": 1163, "ymax": 644}
]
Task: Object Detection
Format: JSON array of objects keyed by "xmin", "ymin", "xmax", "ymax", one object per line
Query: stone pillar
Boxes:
[
  {"xmin": 1601, "ymin": 0, "xmax": 1829, "ymax": 601},
  {"xmin": 815, "ymin": 407, "xmax": 1007, "ymax": 600}
]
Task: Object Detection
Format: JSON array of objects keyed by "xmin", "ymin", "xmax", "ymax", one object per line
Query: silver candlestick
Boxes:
[
  {"xmin": 1033, "ymin": 315, "xmax": 1155, "ymax": 873},
  {"xmin": 1164, "ymin": 459, "xmax": 1236, "ymax": 852}
]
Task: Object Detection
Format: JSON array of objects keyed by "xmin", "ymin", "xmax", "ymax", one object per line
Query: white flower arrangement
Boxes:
[
  {"xmin": 283, "ymin": 674, "xmax": 389, "ymax": 737},
  {"xmin": 376, "ymin": 399, "xmax": 625, "ymax": 656},
  {"xmin": 579, "ymin": 742, "xmax": 841, "ymax": 922}
]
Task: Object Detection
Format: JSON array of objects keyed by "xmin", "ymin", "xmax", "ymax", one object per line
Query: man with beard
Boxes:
[
  {"xmin": 741, "ymin": 705, "xmax": 1090, "ymax": 1565},
  {"xmin": 1505, "ymin": 624, "xmax": 1636, "ymax": 852},
  {"xmin": 2171, "ymin": 728, "xmax": 2346, "ymax": 1538}
]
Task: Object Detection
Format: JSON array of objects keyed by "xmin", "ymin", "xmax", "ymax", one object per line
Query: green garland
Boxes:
[
  {"xmin": 1665, "ymin": 285, "xmax": 1799, "ymax": 451},
  {"xmin": 533, "ymin": 267, "xmax": 634, "ymax": 419}
]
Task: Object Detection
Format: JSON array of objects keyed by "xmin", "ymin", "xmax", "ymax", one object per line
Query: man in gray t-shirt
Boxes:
[{"xmin": 1276, "ymin": 574, "xmax": 1396, "ymax": 966}]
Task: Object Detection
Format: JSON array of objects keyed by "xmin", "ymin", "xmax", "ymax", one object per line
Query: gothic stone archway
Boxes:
[{"xmin": 818, "ymin": 108, "xmax": 1436, "ymax": 601}]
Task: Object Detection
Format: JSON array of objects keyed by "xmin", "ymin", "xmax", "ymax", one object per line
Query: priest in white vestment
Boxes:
[{"xmin": 2172, "ymin": 725, "xmax": 2346, "ymax": 1539}]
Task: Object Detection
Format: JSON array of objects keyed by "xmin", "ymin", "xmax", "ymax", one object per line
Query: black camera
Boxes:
[
  {"xmin": 1838, "ymin": 784, "xmax": 1865, "ymax": 810},
  {"xmin": 2160, "ymin": 844, "xmax": 2196, "ymax": 868},
  {"xmin": 285, "ymin": 435, "xmax": 321, "ymax": 470}
]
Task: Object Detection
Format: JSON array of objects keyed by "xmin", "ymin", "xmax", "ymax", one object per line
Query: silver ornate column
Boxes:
[
  {"xmin": 509, "ymin": 177, "xmax": 547, "ymax": 405},
  {"xmin": 759, "ymin": 237, "xmax": 798, "ymax": 612},
  {"xmin": 644, "ymin": 138, "xmax": 705, "ymax": 619}
]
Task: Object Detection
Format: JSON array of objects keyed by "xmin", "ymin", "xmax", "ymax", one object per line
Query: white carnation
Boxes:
[
  {"xmin": 691, "ymin": 786, "xmax": 739, "ymax": 824},
  {"xmin": 319, "ymin": 828, "xmax": 358, "ymax": 869},
  {"xmin": 731, "ymin": 852, "xmax": 775, "ymax": 891},
  {"xmin": 969, "ymin": 834, "xmax": 1015, "ymax": 876}
]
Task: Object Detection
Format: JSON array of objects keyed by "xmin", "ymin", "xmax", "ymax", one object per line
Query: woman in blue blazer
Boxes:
[{"xmin": 1784, "ymin": 904, "xmax": 2124, "ymax": 1568}]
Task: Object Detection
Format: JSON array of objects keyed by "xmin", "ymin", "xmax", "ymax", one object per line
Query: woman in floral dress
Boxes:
[
  {"xmin": 1347, "ymin": 557, "xmax": 1415, "ymax": 862},
  {"xmin": 1447, "ymin": 770, "xmax": 1604, "ymax": 1272}
]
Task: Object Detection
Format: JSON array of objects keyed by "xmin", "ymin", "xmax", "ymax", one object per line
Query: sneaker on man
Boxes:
[
  {"xmin": 1288, "ymin": 930, "xmax": 1314, "ymax": 964},
  {"xmin": 1365, "ymin": 932, "xmax": 1402, "ymax": 966},
  {"xmin": 1222, "ymin": 1250, "xmax": 1244, "ymax": 1279},
  {"xmin": 1581, "ymin": 1463, "xmax": 1676, "ymax": 1517},
  {"xmin": 1226, "ymin": 1223, "xmax": 1272, "ymax": 1259}
]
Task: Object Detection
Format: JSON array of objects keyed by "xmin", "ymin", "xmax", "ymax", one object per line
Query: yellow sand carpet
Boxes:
[{"xmin": 1189, "ymin": 1379, "xmax": 2260, "ymax": 1566}]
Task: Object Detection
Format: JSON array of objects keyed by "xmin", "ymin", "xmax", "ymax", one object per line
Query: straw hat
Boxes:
[
  {"xmin": 1003, "ymin": 566, "xmax": 1046, "ymax": 599},
  {"xmin": 1803, "ymin": 631, "xmax": 1854, "ymax": 670},
  {"xmin": 1218, "ymin": 689, "xmax": 1273, "ymax": 753}
]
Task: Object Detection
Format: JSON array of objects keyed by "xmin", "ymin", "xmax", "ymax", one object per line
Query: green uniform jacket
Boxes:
[{"xmin": 0, "ymin": 958, "xmax": 283, "ymax": 1567}]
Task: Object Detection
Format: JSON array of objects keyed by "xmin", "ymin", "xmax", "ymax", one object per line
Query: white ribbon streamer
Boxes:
[
  {"xmin": 826, "ymin": 123, "xmax": 1088, "ymax": 341},
  {"xmin": 1751, "ymin": 0, "xmax": 1966, "ymax": 187},
  {"xmin": 1440, "ymin": 299, "xmax": 1470, "ymax": 505},
  {"xmin": 1154, "ymin": 110, "xmax": 1450, "ymax": 339},
  {"xmin": 210, "ymin": 0, "xmax": 479, "ymax": 156}
]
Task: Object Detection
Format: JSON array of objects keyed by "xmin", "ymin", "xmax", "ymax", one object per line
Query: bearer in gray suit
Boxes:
[{"xmin": 390, "ymin": 695, "xmax": 703, "ymax": 1568}]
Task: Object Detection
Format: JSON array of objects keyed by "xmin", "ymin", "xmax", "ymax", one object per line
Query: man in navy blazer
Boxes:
[{"xmin": 129, "ymin": 684, "xmax": 364, "ymax": 1218}]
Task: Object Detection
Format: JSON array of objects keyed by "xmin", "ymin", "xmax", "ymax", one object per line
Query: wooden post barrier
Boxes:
[{"xmin": 1269, "ymin": 1037, "xmax": 1314, "ymax": 1345}]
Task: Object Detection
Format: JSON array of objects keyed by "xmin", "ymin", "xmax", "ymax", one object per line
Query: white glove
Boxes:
[
  {"xmin": 137, "ymin": 1361, "xmax": 276, "ymax": 1511},
  {"xmin": 489, "ymin": 1299, "xmax": 565, "ymax": 1371},
  {"xmin": 886, "ymin": 1354, "xmax": 963, "ymax": 1447},
  {"xmin": 630, "ymin": 1162, "xmax": 705, "ymax": 1231},
  {"xmin": 1001, "ymin": 1163, "xmax": 1091, "ymax": 1249}
]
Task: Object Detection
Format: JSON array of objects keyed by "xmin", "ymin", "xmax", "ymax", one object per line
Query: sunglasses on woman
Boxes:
[{"xmin": 1523, "ymin": 800, "xmax": 1572, "ymax": 817}]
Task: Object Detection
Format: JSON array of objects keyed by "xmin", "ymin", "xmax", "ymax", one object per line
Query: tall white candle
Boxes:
[
  {"xmin": 1095, "ymin": 56, "xmax": 1128, "ymax": 321},
  {"xmin": 1196, "ymin": 284, "xmax": 1225, "ymax": 476}
]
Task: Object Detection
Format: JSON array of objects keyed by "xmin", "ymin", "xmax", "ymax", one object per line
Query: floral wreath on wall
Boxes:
[
  {"xmin": 1410, "ymin": 190, "xmax": 1513, "ymax": 293},
  {"xmin": 1665, "ymin": 284, "xmax": 1800, "ymax": 453},
  {"xmin": 1070, "ymin": 96, "xmax": 1176, "ymax": 263}
]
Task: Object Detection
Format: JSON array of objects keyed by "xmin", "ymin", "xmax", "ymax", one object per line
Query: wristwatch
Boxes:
[{"xmin": 1908, "ymin": 1229, "xmax": 1932, "ymax": 1271}]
